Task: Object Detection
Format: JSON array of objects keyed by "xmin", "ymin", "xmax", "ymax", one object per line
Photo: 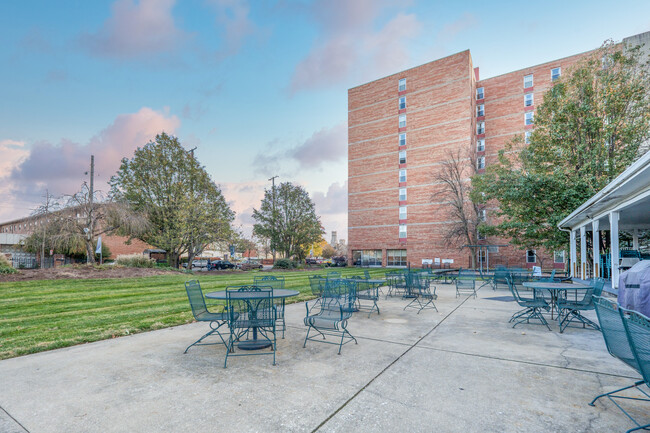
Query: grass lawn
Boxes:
[{"xmin": 0, "ymin": 267, "xmax": 388, "ymax": 360}]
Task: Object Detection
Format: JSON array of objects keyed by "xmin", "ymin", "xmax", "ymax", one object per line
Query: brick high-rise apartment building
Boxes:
[{"xmin": 347, "ymin": 32, "xmax": 648, "ymax": 269}]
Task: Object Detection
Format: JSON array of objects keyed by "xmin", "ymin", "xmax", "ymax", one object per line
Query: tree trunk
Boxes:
[
  {"xmin": 85, "ymin": 240, "xmax": 96, "ymax": 264},
  {"xmin": 168, "ymin": 252, "xmax": 180, "ymax": 269}
]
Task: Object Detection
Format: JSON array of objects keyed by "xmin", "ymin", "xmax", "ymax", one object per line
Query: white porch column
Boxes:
[
  {"xmin": 592, "ymin": 220, "xmax": 600, "ymax": 278},
  {"xmin": 610, "ymin": 211, "xmax": 620, "ymax": 288},
  {"xmin": 570, "ymin": 229, "xmax": 577, "ymax": 278},
  {"xmin": 580, "ymin": 226, "xmax": 587, "ymax": 280},
  {"xmin": 633, "ymin": 228, "xmax": 639, "ymax": 251}
]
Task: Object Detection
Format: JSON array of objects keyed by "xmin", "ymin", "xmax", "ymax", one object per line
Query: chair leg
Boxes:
[
  {"xmin": 302, "ymin": 326, "xmax": 310, "ymax": 348},
  {"xmin": 184, "ymin": 321, "xmax": 226, "ymax": 354}
]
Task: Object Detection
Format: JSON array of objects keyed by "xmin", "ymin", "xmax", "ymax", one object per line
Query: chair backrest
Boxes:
[
  {"xmin": 364, "ymin": 269, "xmax": 371, "ymax": 279},
  {"xmin": 506, "ymin": 277, "xmax": 534, "ymax": 304},
  {"xmin": 593, "ymin": 296, "xmax": 639, "ymax": 372},
  {"xmin": 620, "ymin": 307, "xmax": 650, "ymax": 384},
  {"xmin": 254, "ymin": 275, "xmax": 285, "ymax": 290},
  {"xmin": 592, "ymin": 278, "xmax": 605, "ymax": 297},
  {"xmin": 308, "ymin": 275, "xmax": 325, "ymax": 296},
  {"xmin": 184, "ymin": 280, "xmax": 209, "ymax": 320},
  {"xmin": 327, "ymin": 271, "xmax": 341, "ymax": 279},
  {"xmin": 457, "ymin": 269, "xmax": 476, "ymax": 288},
  {"xmin": 226, "ymin": 286, "xmax": 274, "ymax": 329}
]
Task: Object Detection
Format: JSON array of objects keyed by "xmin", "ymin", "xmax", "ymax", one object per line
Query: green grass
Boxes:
[{"xmin": 0, "ymin": 268, "xmax": 387, "ymax": 360}]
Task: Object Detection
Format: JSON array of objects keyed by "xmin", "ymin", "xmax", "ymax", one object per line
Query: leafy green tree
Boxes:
[
  {"xmin": 472, "ymin": 42, "xmax": 650, "ymax": 255},
  {"xmin": 252, "ymin": 182, "xmax": 324, "ymax": 260},
  {"xmin": 110, "ymin": 133, "xmax": 234, "ymax": 268}
]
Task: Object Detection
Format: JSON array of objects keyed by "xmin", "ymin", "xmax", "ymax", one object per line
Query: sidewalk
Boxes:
[{"xmin": 0, "ymin": 284, "xmax": 646, "ymax": 432}]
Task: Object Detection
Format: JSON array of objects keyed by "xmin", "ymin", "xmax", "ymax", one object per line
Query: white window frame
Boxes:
[
  {"xmin": 524, "ymin": 74, "xmax": 533, "ymax": 88},
  {"xmin": 477, "ymin": 230, "xmax": 486, "ymax": 240},
  {"xmin": 399, "ymin": 224, "xmax": 407, "ymax": 239},
  {"xmin": 398, "ymin": 150, "xmax": 406, "ymax": 164},
  {"xmin": 399, "ymin": 206, "xmax": 407, "ymax": 220},
  {"xmin": 399, "ymin": 169, "xmax": 407, "ymax": 183},
  {"xmin": 399, "ymin": 188, "xmax": 407, "ymax": 201},
  {"xmin": 525, "ymin": 131, "xmax": 532, "ymax": 144},
  {"xmin": 399, "ymin": 114, "xmax": 406, "ymax": 128},
  {"xmin": 398, "ymin": 78, "xmax": 406, "ymax": 92},
  {"xmin": 399, "ymin": 96, "xmax": 406, "ymax": 110},
  {"xmin": 477, "ymin": 121, "xmax": 485, "ymax": 135},
  {"xmin": 477, "ymin": 104, "xmax": 484, "ymax": 117},
  {"xmin": 477, "ymin": 156, "xmax": 485, "ymax": 170},
  {"xmin": 399, "ymin": 133, "xmax": 406, "ymax": 146},
  {"xmin": 526, "ymin": 249, "xmax": 537, "ymax": 264},
  {"xmin": 476, "ymin": 87, "xmax": 484, "ymax": 100},
  {"xmin": 554, "ymin": 250, "xmax": 565, "ymax": 264},
  {"xmin": 551, "ymin": 67, "xmax": 561, "ymax": 81},
  {"xmin": 477, "ymin": 138, "xmax": 485, "ymax": 152},
  {"xmin": 524, "ymin": 93, "xmax": 533, "ymax": 107},
  {"xmin": 479, "ymin": 209, "xmax": 487, "ymax": 221},
  {"xmin": 525, "ymin": 112, "xmax": 534, "ymax": 125}
]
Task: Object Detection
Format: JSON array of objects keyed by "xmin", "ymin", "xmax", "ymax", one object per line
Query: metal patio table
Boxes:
[
  {"xmin": 522, "ymin": 281, "xmax": 593, "ymax": 320},
  {"xmin": 206, "ymin": 288, "xmax": 299, "ymax": 350}
]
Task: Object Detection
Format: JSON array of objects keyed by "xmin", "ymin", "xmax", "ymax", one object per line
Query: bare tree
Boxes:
[{"xmin": 434, "ymin": 149, "xmax": 483, "ymax": 268}]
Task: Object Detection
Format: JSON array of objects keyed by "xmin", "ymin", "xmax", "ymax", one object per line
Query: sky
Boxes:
[{"xmin": 1, "ymin": 0, "xmax": 649, "ymax": 243}]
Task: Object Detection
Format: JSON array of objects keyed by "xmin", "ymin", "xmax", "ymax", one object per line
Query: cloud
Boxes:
[
  {"xmin": 79, "ymin": 0, "xmax": 189, "ymax": 59},
  {"xmin": 438, "ymin": 13, "xmax": 478, "ymax": 44},
  {"xmin": 208, "ymin": 0, "xmax": 257, "ymax": 59},
  {"xmin": 7, "ymin": 107, "xmax": 180, "ymax": 199},
  {"xmin": 289, "ymin": 0, "xmax": 421, "ymax": 93},
  {"xmin": 220, "ymin": 180, "xmax": 268, "ymax": 237},
  {"xmin": 311, "ymin": 181, "xmax": 347, "ymax": 216}
]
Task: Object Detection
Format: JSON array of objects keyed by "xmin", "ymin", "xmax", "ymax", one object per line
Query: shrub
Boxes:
[
  {"xmin": 0, "ymin": 254, "xmax": 18, "ymax": 274},
  {"xmin": 273, "ymin": 258, "xmax": 294, "ymax": 269},
  {"xmin": 115, "ymin": 254, "xmax": 156, "ymax": 268}
]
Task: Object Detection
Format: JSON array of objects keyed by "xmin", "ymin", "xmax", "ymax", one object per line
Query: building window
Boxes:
[
  {"xmin": 477, "ymin": 230, "xmax": 486, "ymax": 240},
  {"xmin": 477, "ymin": 121, "xmax": 485, "ymax": 135},
  {"xmin": 526, "ymin": 249, "xmax": 536, "ymax": 263},
  {"xmin": 477, "ymin": 138, "xmax": 485, "ymax": 152},
  {"xmin": 551, "ymin": 67, "xmax": 561, "ymax": 81},
  {"xmin": 399, "ymin": 206, "xmax": 407, "ymax": 220},
  {"xmin": 399, "ymin": 150, "xmax": 406, "ymax": 164},
  {"xmin": 387, "ymin": 249, "xmax": 407, "ymax": 266},
  {"xmin": 554, "ymin": 250, "xmax": 565, "ymax": 263},
  {"xmin": 477, "ymin": 156, "xmax": 485, "ymax": 169},
  {"xmin": 525, "ymin": 112, "xmax": 534, "ymax": 125},
  {"xmin": 399, "ymin": 169, "xmax": 407, "ymax": 182},
  {"xmin": 398, "ymin": 78, "xmax": 406, "ymax": 92},
  {"xmin": 476, "ymin": 87, "xmax": 484, "ymax": 100},
  {"xmin": 477, "ymin": 104, "xmax": 484, "ymax": 117},
  {"xmin": 479, "ymin": 209, "xmax": 487, "ymax": 221},
  {"xmin": 399, "ymin": 224, "xmax": 407, "ymax": 239},
  {"xmin": 525, "ymin": 131, "xmax": 532, "ymax": 144},
  {"xmin": 524, "ymin": 93, "xmax": 533, "ymax": 107},
  {"xmin": 352, "ymin": 249, "xmax": 382, "ymax": 267},
  {"xmin": 399, "ymin": 133, "xmax": 406, "ymax": 146},
  {"xmin": 524, "ymin": 74, "xmax": 533, "ymax": 88},
  {"xmin": 399, "ymin": 114, "xmax": 406, "ymax": 128},
  {"xmin": 399, "ymin": 96, "xmax": 406, "ymax": 110},
  {"xmin": 399, "ymin": 188, "xmax": 407, "ymax": 201}
]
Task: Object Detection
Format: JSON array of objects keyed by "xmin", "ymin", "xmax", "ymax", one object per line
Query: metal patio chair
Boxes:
[
  {"xmin": 492, "ymin": 266, "xmax": 509, "ymax": 290},
  {"xmin": 456, "ymin": 269, "xmax": 477, "ymax": 298},
  {"xmin": 404, "ymin": 273, "xmax": 438, "ymax": 314},
  {"xmin": 224, "ymin": 286, "xmax": 276, "ymax": 368},
  {"xmin": 308, "ymin": 275, "xmax": 326, "ymax": 312},
  {"xmin": 507, "ymin": 276, "xmax": 551, "ymax": 331},
  {"xmin": 254, "ymin": 275, "xmax": 286, "ymax": 338},
  {"xmin": 354, "ymin": 277, "xmax": 380, "ymax": 317},
  {"xmin": 327, "ymin": 270, "xmax": 341, "ymax": 279},
  {"xmin": 385, "ymin": 270, "xmax": 408, "ymax": 299},
  {"xmin": 590, "ymin": 297, "xmax": 649, "ymax": 432},
  {"xmin": 557, "ymin": 281, "xmax": 602, "ymax": 333},
  {"xmin": 183, "ymin": 280, "xmax": 229, "ymax": 354},
  {"xmin": 303, "ymin": 280, "xmax": 357, "ymax": 354},
  {"xmin": 620, "ymin": 307, "xmax": 650, "ymax": 432}
]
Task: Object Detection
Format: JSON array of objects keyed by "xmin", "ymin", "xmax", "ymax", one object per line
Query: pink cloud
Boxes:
[
  {"xmin": 311, "ymin": 181, "xmax": 348, "ymax": 241},
  {"xmin": 7, "ymin": 107, "xmax": 180, "ymax": 200},
  {"xmin": 80, "ymin": 0, "xmax": 189, "ymax": 59},
  {"xmin": 292, "ymin": 123, "xmax": 347, "ymax": 168},
  {"xmin": 209, "ymin": 0, "xmax": 257, "ymax": 58}
]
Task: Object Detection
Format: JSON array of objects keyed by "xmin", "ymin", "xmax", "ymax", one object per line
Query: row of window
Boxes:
[
  {"xmin": 475, "ymin": 67, "xmax": 561, "ymax": 100},
  {"xmin": 352, "ymin": 249, "xmax": 408, "ymax": 266},
  {"xmin": 476, "ymin": 112, "xmax": 533, "ymax": 136},
  {"xmin": 527, "ymin": 250, "xmax": 566, "ymax": 264}
]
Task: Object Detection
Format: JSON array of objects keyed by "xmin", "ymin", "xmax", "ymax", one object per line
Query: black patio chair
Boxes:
[
  {"xmin": 254, "ymin": 275, "xmax": 286, "ymax": 338},
  {"xmin": 404, "ymin": 273, "xmax": 438, "ymax": 314},
  {"xmin": 507, "ymin": 276, "xmax": 551, "ymax": 331},
  {"xmin": 456, "ymin": 268, "xmax": 477, "ymax": 298},
  {"xmin": 224, "ymin": 286, "xmax": 276, "ymax": 368},
  {"xmin": 590, "ymin": 297, "xmax": 649, "ymax": 432},
  {"xmin": 183, "ymin": 280, "xmax": 228, "ymax": 354}
]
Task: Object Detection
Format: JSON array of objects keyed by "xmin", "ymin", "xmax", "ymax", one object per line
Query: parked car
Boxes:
[
  {"xmin": 189, "ymin": 259, "xmax": 209, "ymax": 270},
  {"xmin": 305, "ymin": 257, "xmax": 318, "ymax": 265},
  {"xmin": 210, "ymin": 260, "xmax": 236, "ymax": 270},
  {"xmin": 240, "ymin": 260, "xmax": 263, "ymax": 271},
  {"xmin": 331, "ymin": 256, "xmax": 348, "ymax": 267}
]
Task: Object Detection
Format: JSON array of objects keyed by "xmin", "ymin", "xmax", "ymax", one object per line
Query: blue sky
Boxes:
[{"xmin": 1, "ymin": 0, "xmax": 649, "ymax": 241}]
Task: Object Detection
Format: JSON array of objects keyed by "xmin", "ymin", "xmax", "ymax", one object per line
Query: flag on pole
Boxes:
[{"xmin": 95, "ymin": 236, "xmax": 102, "ymax": 254}]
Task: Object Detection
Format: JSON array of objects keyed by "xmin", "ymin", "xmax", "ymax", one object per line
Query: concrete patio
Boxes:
[{"xmin": 0, "ymin": 282, "xmax": 647, "ymax": 432}]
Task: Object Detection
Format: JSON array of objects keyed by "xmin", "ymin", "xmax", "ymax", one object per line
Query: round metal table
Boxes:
[
  {"xmin": 206, "ymin": 289, "xmax": 299, "ymax": 350},
  {"xmin": 522, "ymin": 281, "xmax": 593, "ymax": 319}
]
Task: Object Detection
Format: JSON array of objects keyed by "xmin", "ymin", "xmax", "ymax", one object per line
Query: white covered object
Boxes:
[{"xmin": 618, "ymin": 260, "xmax": 650, "ymax": 317}]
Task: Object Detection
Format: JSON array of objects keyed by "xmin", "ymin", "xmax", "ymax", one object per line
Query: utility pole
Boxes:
[
  {"xmin": 88, "ymin": 155, "xmax": 94, "ymax": 264},
  {"xmin": 40, "ymin": 189, "xmax": 49, "ymax": 269},
  {"xmin": 268, "ymin": 175, "xmax": 278, "ymax": 262}
]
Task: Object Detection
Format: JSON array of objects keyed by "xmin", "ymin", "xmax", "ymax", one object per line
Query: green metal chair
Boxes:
[
  {"xmin": 354, "ymin": 277, "xmax": 380, "ymax": 317},
  {"xmin": 183, "ymin": 280, "xmax": 228, "ymax": 354},
  {"xmin": 492, "ymin": 266, "xmax": 509, "ymax": 290},
  {"xmin": 308, "ymin": 275, "xmax": 326, "ymax": 311},
  {"xmin": 327, "ymin": 270, "xmax": 341, "ymax": 279},
  {"xmin": 303, "ymin": 280, "xmax": 357, "ymax": 354},
  {"xmin": 507, "ymin": 276, "xmax": 551, "ymax": 331},
  {"xmin": 557, "ymin": 279, "xmax": 604, "ymax": 333},
  {"xmin": 591, "ymin": 297, "xmax": 649, "ymax": 432},
  {"xmin": 224, "ymin": 286, "xmax": 276, "ymax": 368},
  {"xmin": 385, "ymin": 270, "xmax": 408, "ymax": 299},
  {"xmin": 254, "ymin": 275, "xmax": 286, "ymax": 338},
  {"xmin": 404, "ymin": 273, "xmax": 438, "ymax": 314},
  {"xmin": 620, "ymin": 307, "xmax": 650, "ymax": 432},
  {"xmin": 456, "ymin": 269, "xmax": 477, "ymax": 298}
]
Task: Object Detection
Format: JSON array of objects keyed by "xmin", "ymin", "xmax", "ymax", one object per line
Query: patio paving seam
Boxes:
[
  {"xmin": 0, "ymin": 406, "xmax": 30, "ymax": 433},
  {"xmin": 310, "ymin": 293, "xmax": 476, "ymax": 433}
]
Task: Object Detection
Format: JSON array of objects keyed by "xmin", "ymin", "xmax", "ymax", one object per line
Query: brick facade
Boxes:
[{"xmin": 348, "ymin": 47, "xmax": 596, "ymax": 269}]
